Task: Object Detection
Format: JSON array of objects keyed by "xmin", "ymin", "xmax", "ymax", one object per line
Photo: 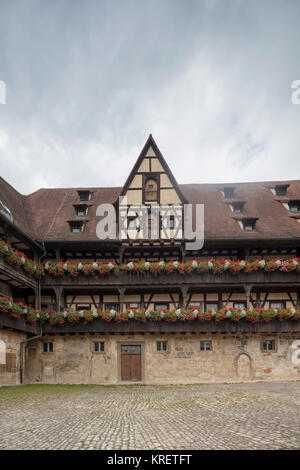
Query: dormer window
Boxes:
[
  {"xmin": 0, "ymin": 200, "xmax": 13, "ymax": 222},
  {"xmin": 275, "ymin": 185, "xmax": 289, "ymax": 197},
  {"xmin": 69, "ymin": 221, "xmax": 84, "ymax": 233},
  {"xmin": 74, "ymin": 205, "xmax": 88, "ymax": 217},
  {"xmin": 144, "ymin": 178, "xmax": 158, "ymax": 202},
  {"xmin": 289, "ymin": 200, "xmax": 300, "ymax": 213},
  {"xmin": 77, "ymin": 191, "xmax": 91, "ymax": 202},
  {"xmin": 242, "ymin": 219, "xmax": 257, "ymax": 231},
  {"xmin": 232, "ymin": 202, "xmax": 244, "ymax": 214},
  {"xmin": 223, "ymin": 186, "xmax": 235, "ymax": 199}
]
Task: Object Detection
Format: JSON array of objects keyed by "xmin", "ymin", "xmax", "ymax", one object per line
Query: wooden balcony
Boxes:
[
  {"xmin": 0, "ymin": 257, "xmax": 38, "ymax": 290},
  {"xmin": 41, "ymin": 270, "xmax": 300, "ymax": 291},
  {"xmin": 43, "ymin": 318, "xmax": 300, "ymax": 334}
]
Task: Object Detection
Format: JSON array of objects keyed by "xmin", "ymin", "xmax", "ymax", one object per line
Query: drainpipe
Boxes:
[
  {"xmin": 37, "ymin": 241, "xmax": 47, "ymax": 311},
  {"xmin": 20, "ymin": 242, "xmax": 47, "ymax": 384}
]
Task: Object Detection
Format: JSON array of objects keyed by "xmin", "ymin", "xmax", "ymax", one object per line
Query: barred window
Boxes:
[
  {"xmin": 157, "ymin": 341, "xmax": 168, "ymax": 352},
  {"xmin": 262, "ymin": 340, "xmax": 276, "ymax": 351},
  {"xmin": 200, "ymin": 341, "xmax": 212, "ymax": 351},
  {"xmin": 43, "ymin": 342, "xmax": 53, "ymax": 353},
  {"xmin": 94, "ymin": 341, "xmax": 105, "ymax": 352}
]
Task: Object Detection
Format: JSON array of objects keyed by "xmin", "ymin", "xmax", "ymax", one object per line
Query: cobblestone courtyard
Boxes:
[{"xmin": 0, "ymin": 381, "xmax": 299, "ymax": 450}]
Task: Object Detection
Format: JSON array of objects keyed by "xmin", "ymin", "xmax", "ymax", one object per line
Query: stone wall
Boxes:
[
  {"xmin": 0, "ymin": 328, "xmax": 26, "ymax": 386},
  {"xmin": 25, "ymin": 332, "xmax": 300, "ymax": 385}
]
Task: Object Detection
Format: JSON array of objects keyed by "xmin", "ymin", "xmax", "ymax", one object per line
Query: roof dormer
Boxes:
[
  {"xmin": 274, "ymin": 184, "xmax": 289, "ymax": 197},
  {"xmin": 77, "ymin": 190, "xmax": 91, "ymax": 203},
  {"xmin": 223, "ymin": 186, "xmax": 236, "ymax": 199}
]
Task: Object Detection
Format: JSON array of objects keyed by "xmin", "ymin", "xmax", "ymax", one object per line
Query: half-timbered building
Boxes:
[{"xmin": 0, "ymin": 135, "xmax": 300, "ymax": 385}]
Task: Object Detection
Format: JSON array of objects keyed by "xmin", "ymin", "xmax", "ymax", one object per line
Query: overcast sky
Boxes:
[{"xmin": 0, "ymin": 0, "xmax": 299, "ymax": 194}]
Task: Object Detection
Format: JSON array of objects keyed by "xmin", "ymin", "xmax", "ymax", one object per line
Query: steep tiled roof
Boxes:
[
  {"xmin": 0, "ymin": 176, "xmax": 34, "ymax": 238},
  {"xmin": 1, "ymin": 176, "xmax": 300, "ymax": 242}
]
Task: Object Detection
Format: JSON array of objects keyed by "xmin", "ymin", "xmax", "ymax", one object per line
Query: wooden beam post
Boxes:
[
  {"xmin": 180, "ymin": 286, "xmax": 189, "ymax": 308},
  {"xmin": 119, "ymin": 246, "xmax": 125, "ymax": 264},
  {"xmin": 55, "ymin": 248, "xmax": 61, "ymax": 260},
  {"xmin": 218, "ymin": 292, "xmax": 223, "ymax": 310},
  {"xmin": 118, "ymin": 287, "xmax": 126, "ymax": 313},
  {"xmin": 54, "ymin": 287, "xmax": 64, "ymax": 312},
  {"xmin": 244, "ymin": 285, "xmax": 253, "ymax": 310}
]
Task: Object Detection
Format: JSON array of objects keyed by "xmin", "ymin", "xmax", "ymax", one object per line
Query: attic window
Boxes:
[
  {"xmin": 75, "ymin": 205, "xmax": 88, "ymax": 217},
  {"xmin": 77, "ymin": 191, "xmax": 91, "ymax": 202},
  {"xmin": 289, "ymin": 200, "xmax": 300, "ymax": 213},
  {"xmin": 223, "ymin": 187, "xmax": 235, "ymax": 199},
  {"xmin": 275, "ymin": 185, "xmax": 289, "ymax": 197},
  {"xmin": 242, "ymin": 219, "xmax": 257, "ymax": 231},
  {"xmin": 144, "ymin": 178, "xmax": 158, "ymax": 202},
  {"xmin": 69, "ymin": 221, "xmax": 84, "ymax": 233},
  {"xmin": 0, "ymin": 200, "xmax": 13, "ymax": 222},
  {"xmin": 232, "ymin": 202, "xmax": 244, "ymax": 214}
]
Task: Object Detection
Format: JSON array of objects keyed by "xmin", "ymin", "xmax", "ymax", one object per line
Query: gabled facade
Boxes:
[{"xmin": 0, "ymin": 135, "xmax": 300, "ymax": 386}]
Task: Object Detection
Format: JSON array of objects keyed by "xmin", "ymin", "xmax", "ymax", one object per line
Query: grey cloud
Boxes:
[{"xmin": 0, "ymin": 0, "xmax": 299, "ymax": 193}]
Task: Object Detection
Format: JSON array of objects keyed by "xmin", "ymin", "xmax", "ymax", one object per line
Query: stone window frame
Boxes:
[
  {"xmin": 200, "ymin": 340, "xmax": 212, "ymax": 351},
  {"xmin": 42, "ymin": 342, "xmax": 54, "ymax": 354},
  {"xmin": 156, "ymin": 340, "xmax": 169, "ymax": 353},
  {"xmin": 92, "ymin": 340, "xmax": 106, "ymax": 354},
  {"xmin": 261, "ymin": 339, "xmax": 277, "ymax": 353}
]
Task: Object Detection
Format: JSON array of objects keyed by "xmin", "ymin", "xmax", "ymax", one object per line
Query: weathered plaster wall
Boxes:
[
  {"xmin": 25, "ymin": 333, "xmax": 300, "ymax": 385},
  {"xmin": 0, "ymin": 328, "xmax": 26, "ymax": 386}
]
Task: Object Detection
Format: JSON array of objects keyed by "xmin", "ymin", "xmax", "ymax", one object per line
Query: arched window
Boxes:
[{"xmin": 144, "ymin": 178, "xmax": 158, "ymax": 202}]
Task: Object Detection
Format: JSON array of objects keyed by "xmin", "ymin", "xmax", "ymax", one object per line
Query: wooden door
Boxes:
[{"xmin": 121, "ymin": 345, "xmax": 141, "ymax": 382}]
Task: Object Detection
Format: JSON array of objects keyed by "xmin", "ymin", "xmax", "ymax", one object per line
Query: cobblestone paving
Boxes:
[{"xmin": 0, "ymin": 382, "xmax": 299, "ymax": 450}]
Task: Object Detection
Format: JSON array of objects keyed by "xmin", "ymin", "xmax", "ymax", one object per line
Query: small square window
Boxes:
[
  {"xmin": 78, "ymin": 191, "xmax": 91, "ymax": 202},
  {"xmin": 232, "ymin": 202, "xmax": 244, "ymax": 214},
  {"xmin": 200, "ymin": 341, "xmax": 212, "ymax": 351},
  {"xmin": 69, "ymin": 222, "xmax": 84, "ymax": 233},
  {"xmin": 104, "ymin": 303, "xmax": 120, "ymax": 312},
  {"xmin": 155, "ymin": 304, "xmax": 169, "ymax": 311},
  {"xmin": 275, "ymin": 185, "xmax": 288, "ymax": 197},
  {"xmin": 269, "ymin": 302, "xmax": 285, "ymax": 309},
  {"xmin": 289, "ymin": 201, "xmax": 300, "ymax": 213},
  {"xmin": 262, "ymin": 340, "xmax": 276, "ymax": 351},
  {"xmin": 233, "ymin": 302, "xmax": 246, "ymax": 309},
  {"xmin": 242, "ymin": 219, "xmax": 257, "ymax": 231},
  {"xmin": 78, "ymin": 305, "xmax": 91, "ymax": 311},
  {"xmin": 43, "ymin": 342, "xmax": 53, "ymax": 353},
  {"xmin": 205, "ymin": 303, "xmax": 218, "ymax": 311},
  {"xmin": 76, "ymin": 207, "xmax": 87, "ymax": 217},
  {"xmin": 94, "ymin": 341, "xmax": 105, "ymax": 352},
  {"xmin": 224, "ymin": 187, "xmax": 235, "ymax": 199},
  {"xmin": 157, "ymin": 341, "xmax": 168, "ymax": 352}
]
